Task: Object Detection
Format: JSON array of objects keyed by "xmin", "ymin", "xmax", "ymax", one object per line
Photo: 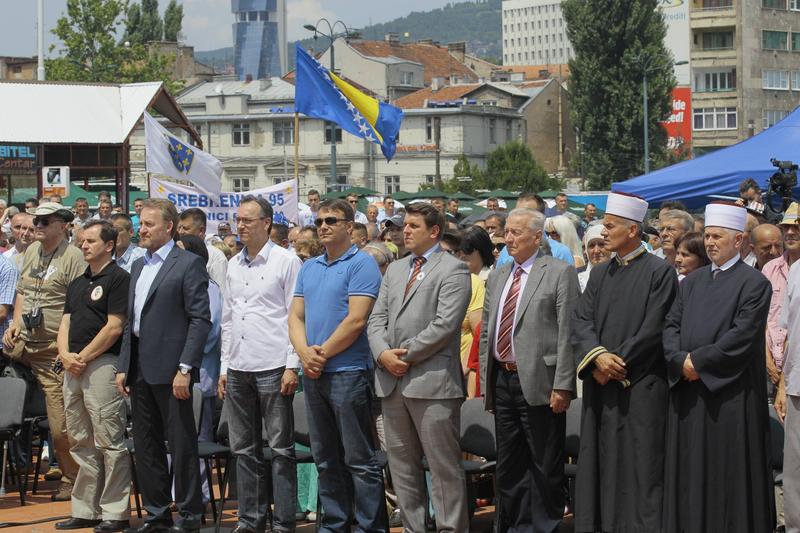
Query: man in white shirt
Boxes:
[
  {"xmin": 3, "ymin": 212, "xmax": 34, "ymax": 267},
  {"xmin": 71, "ymin": 198, "xmax": 92, "ymax": 229},
  {"xmin": 177, "ymin": 208, "xmax": 228, "ymax": 290},
  {"xmin": 218, "ymin": 195, "xmax": 301, "ymax": 533},
  {"xmin": 298, "ymin": 189, "xmax": 321, "ymax": 228},
  {"xmin": 110, "ymin": 214, "xmax": 145, "ymax": 273},
  {"xmin": 346, "ymin": 193, "xmax": 369, "ymax": 224}
]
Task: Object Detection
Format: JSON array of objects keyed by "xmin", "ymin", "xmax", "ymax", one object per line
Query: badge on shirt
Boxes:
[
  {"xmin": 90, "ymin": 286, "xmax": 103, "ymax": 301},
  {"xmin": 416, "ymin": 272, "xmax": 425, "ymax": 282}
]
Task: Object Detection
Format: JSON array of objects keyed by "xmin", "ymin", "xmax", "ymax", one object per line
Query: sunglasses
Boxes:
[
  {"xmin": 33, "ymin": 216, "xmax": 61, "ymax": 227},
  {"xmin": 493, "ymin": 242, "xmax": 506, "ymax": 252},
  {"xmin": 314, "ymin": 217, "xmax": 348, "ymax": 228}
]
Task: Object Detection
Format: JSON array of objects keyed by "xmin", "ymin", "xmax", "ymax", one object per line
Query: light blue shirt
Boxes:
[
  {"xmin": 115, "ymin": 244, "xmax": 146, "ymax": 273},
  {"xmin": 133, "ymin": 239, "xmax": 175, "ymax": 337},
  {"xmin": 497, "ymin": 236, "xmax": 575, "ymax": 267}
]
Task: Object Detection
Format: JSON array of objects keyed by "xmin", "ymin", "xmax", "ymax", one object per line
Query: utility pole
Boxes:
[
  {"xmin": 434, "ymin": 117, "xmax": 442, "ymax": 189},
  {"xmin": 37, "ymin": 0, "xmax": 45, "ymax": 80}
]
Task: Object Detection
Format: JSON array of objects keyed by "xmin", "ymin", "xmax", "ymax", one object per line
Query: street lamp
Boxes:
[
  {"xmin": 304, "ymin": 19, "xmax": 351, "ymax": 192},
  {"xmin": 637, "ymin": 55, "xmax": 688, "ymax": 174}
]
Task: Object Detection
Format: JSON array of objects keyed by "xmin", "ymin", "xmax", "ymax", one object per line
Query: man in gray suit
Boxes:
[
  {"xmin": 480, "ymin": 208, "xmax": 578, "ymax": 533},
  {"xmin": 367, "ymin": 203, "xmax": 471, "ymax": 532}
]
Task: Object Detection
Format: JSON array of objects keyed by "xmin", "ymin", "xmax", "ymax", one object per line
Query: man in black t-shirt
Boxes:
[{"xmin": 55, "ymin": 221, "xmax": 131, "ymax": 533}]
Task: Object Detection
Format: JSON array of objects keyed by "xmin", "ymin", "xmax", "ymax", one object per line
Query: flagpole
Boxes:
[{"xmin": 294, "ymin": 112, "xmax": 300, "ymax": 182}]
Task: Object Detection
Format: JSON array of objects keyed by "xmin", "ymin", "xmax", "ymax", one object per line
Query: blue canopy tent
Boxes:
[{"xmin": 612, "ymin": 107, "xmax": 800, "ymax": 209}]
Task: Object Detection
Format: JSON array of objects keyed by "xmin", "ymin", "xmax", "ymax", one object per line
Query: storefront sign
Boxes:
[{"xmin": 0, "ymin": 144, "xmax": 37, "ymax": 174}]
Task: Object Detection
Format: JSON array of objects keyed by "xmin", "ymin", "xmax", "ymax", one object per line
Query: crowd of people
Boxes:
[{"xmin": 0, "ymin": 182, "xmax": 797, "ymax": 533}]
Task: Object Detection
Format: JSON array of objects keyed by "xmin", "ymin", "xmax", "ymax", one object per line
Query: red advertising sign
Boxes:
[{"xmin": 662, "ymin": 87, "xmax": 692, "ymax": 153}]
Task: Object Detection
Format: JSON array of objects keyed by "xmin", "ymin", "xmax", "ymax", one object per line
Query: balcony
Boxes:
[
  {"xmin": 691, "ymin": 47, "xmax": 738, "ymax": 63},
  {"xmin": 691, "ymin": 2, "xmax": 736, "ymax": 29}
]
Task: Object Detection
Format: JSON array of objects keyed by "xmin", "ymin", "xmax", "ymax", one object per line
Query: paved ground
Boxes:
[{"xmin": 0, "ymin": 471, "xmax": 574, "ymax": 532}]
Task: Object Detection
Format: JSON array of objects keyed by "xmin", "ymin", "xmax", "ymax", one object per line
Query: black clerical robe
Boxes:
[
  {"xmin": 572, "ymin": 249, "xmax": 678, "ymax": 533},
  {"xmin": 662, "ymin": 261, "xmax": 775, "ymax": 533}
]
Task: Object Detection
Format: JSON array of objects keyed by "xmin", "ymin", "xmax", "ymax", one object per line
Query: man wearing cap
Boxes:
[
  {"xmin": 662, "ymin": 202, "xmax": 774, "ymax": 533},
  {"xmin": 572, "ymin": 192, "xmax": 678, "ymax": 533},
  {"xmin": 2, "ymin": 202, "xmax": 87, "ymax": 502}
]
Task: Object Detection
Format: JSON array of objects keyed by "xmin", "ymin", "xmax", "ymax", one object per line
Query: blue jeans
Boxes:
[
  {"xmin": 304, "ymin": 371, "xmax": 388, "ymax": 533},
  {"xmin": 227, "ymin": 368, "xmax": 296, "ymax": 532}
]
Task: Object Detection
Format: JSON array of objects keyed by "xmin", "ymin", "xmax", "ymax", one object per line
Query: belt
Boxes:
[{"xmin": 498, "ymin": 361, "xmax": 517, "ymax": 373}]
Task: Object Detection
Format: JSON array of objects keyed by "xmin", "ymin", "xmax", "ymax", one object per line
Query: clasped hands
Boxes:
[
  {"xmin": 592, "ymin": 352, "xmax": 626, "ymax": 385},
  {"xmin": 681, "ymin": 353, "xmax": 700, "ymax": 382},
  {"xmin": 299, "ymin": 345, "xmax": 327, "ymax": 379}
]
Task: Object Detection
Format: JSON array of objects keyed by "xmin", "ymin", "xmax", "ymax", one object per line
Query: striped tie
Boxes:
[
  {"xmin": 405, "ymin": 256, "xmax": 426, "ymax": 298},
  {"xmin": 496, "ymin": 267, "xmax": 523, "ymax": 361}
]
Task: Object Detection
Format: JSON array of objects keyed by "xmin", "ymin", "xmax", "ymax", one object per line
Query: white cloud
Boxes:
[{"xmin": 286, "ymin": 0, "xmax": 338, "ymax": 42}]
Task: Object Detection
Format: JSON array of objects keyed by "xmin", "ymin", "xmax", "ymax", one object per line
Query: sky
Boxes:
[{"xmin": 0, "ymin": 0, "xmax": 457, "ymax": 57}]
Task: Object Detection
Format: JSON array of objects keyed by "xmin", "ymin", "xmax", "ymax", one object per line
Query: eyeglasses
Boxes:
[
  {"xmin": 314, "ymin": 217, "xmax": 348, "ymax": 228},
  {"xmin": 546, "ymin": 231, "xmax": 560, "ymax": 239},
  {"xmin": 493, "ymin": 242, "xmax": 506, "ymax": 252},
  {"xmin": 348, "ymin": 200, "xmax": 358, "ymax": 205},
  {"xmin": 33, "ymin": 216, "xmax": 61, "ymax": 227},
  {"xmin": 236, "ymin": 216, "xmax": 266, "ymax": 226}
]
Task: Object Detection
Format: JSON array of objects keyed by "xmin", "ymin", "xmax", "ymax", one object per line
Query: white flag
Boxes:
[{"xmin": 144, "ymin": 112, "xmax": 222, "ymax": 196}]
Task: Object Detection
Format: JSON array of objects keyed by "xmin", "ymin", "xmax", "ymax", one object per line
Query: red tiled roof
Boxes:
[
  {"xmin": 393, "ymin": 84, "xmax": 481, "ymax": 109},
  {"xmin": 505, "ymin": 64, "xmax": 570, "ymax": 80},
  {"xmin": 348, "ymin": 40, "xmax": 479, "ymax": 85}
]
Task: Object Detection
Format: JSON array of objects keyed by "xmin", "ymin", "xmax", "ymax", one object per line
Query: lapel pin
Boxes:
[{"xmin": 416, "ymin": 272, "xmax": 425, "ymax": 282}]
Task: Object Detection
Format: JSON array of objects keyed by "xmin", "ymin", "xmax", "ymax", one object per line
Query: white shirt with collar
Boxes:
[
  {"xmin": 206, "ymin": 243, "xmax": 228, "ymax": 291},
  {"xmin": 354, "ymin": 211, "xmax": 369, "ymax": 224},
  {"xmin": 781, "ymin": 260, "xmax": 800, "ymax": 396},
  {"xmin": 494, "ymin": 251, "xmax": 539, "ymax": 362},
  {"xmin": 221, "ymin": 239, "xmax": 302, "ymax": 374},
  {"xmin": 133, "ymin": 239, "xmax": 175, "ymax": 337},
  {"xmin": 711, "ymin": 253, "xmax": 740, "ymax": 274}
]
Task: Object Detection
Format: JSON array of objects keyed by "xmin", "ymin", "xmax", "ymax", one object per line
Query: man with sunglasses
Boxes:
[
  {"xmin": 3, "ymin": 202, "xmax": 87, "ymax": 502},
  {"xmin": 289, "ymin": 199, "xmax": 386, "ymax": 532},
  {"xmin": 346, "ymin": 193, "xmax": 369, "ymax": 224}
]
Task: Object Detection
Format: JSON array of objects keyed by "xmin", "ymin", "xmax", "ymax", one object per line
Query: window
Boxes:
[
  {"xmin": 763, "ymin": 69, "xmax": 789, "ymax": 89},
  {"xmin": 792, "ymin": 71, "xmax": 800, "ymax": 89},
  {"xmin": 232, "ymin": 177, "xmax": 251, "ymax": 192},
  {"xmin": 400, "ymin": 71, "xmax": 414, "ymax": 86},
  {"xmin": 273, "ymin": 176, "xmax": 290, "ymax": 185},
  {"xmin": 237, "ymin": 12, "xmax": 247, "ymax": 22},
  {"xmin": 248, "ymin": 11, "xmax": 258, "ymax": 21},
  {"xmin": 11, "ymin": 65, "xmax": 22, "ymax": 74},
  {"xmin": 695, "ymin": 70, "xmax": 736, "ymax": 92},
  {"xmin": 763, "ymin": 0, "xmax": 787, "ymax": 7},
  {"xmin": 763, "ymin": 109, "xmax": 788, "ymax": 128},
  {"xmin": 425, "ymin": 117, "xmax": 433, "ymax": 142},
  {"xmin": 703, "ymin": 0, "xmax": 732, "ymax": 5},
  {"xmin": 693, "ymin": 107, "xmax": 737, "ymax": 130},
  {"xmin": 763, "ymin": 30, "xmax": 788, "ymax": 50},
  {"xmin": 258, "ymin": 11, "xmax": 268, "ymax": 21},
  {"xmin": 702, "ymin": 31, "xmax": 734, "ymax": 50},
  {"xmin": 385, "ymin": 175, "xmax": 400, "ymax": 194},
  {"xmin": 793, "ymin": 32, "xmax": 800, "ymax": 50},
  {"xmin": 506, "ymin": 120, "xmax": 513, "ymax": 142},
  {"xmin": 232, "ymin": 123, "xmax": 250, "ymax": 145},
  {"xmin": 273, "ymin": 120, "xmax": 294, "ymax": 145},
  {"xmin": 792, "ymin": 0, "xmax": 800, "ymax": 9},
  {"xmin": 489, "ymin": 118, "xmax": 497, "ymax": 144},
  {"xmin": 325, "ymin": 123, "xmax": 342, "ymax": 144},
  {"xmin": 425, "ymin": 175, "xmax": 435, "ymax": 185}
]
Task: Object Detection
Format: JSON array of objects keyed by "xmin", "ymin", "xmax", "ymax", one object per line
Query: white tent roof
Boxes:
[{"xmin": 0, "ymin": 80, "xmax": 189, "ymax": 144}]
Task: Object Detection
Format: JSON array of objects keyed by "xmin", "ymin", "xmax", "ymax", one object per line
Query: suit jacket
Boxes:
[
  {"xmin": 367, "ymin": 248, "xmax": 471, "ymax": 400},
  {"xmin": 479, "ymin": 253, "xmax": 579, "ymax": 410},
  {"xmin": 118, "ymin": 244, "xmax": 212, "ymax": 385}
]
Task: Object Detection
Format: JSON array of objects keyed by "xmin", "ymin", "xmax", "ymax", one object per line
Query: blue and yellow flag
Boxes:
[{"xmin": 295, "ymin": 43, "xmax": 404, "ymax": 161}]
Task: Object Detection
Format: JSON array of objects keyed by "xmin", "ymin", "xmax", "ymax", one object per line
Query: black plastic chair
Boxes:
[
  {"xmin": 564, "ymin": 397, "xmax": 582, "ymax": 508},
  {"xmin": 193, "ymin": 385, "xmax": 231, "ymax": 524},
  {"xmin": 0, "ymin": 377, "xmax": 30, "ymax": 505},
  {"xmin": 769, "ymin": 407, "xmax": 784, "ymax": 486}
]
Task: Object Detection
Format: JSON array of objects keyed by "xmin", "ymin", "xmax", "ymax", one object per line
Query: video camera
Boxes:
[{"xmin": 763, "ymin": 158, "xmax": 798, "ymax": 223}]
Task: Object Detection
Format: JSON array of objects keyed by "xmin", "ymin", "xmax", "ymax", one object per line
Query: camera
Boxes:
[
  {"xmin": 22, "ymin": 309, "xmax": 42, "ymax": 331},
  {"xmin": 764, "ymin": 158, "xmax": 798, "ymax": 223}
]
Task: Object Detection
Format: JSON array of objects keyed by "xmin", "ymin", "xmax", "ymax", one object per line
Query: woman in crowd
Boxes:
[
  {"xmin": 577, "ymin": 224, "xmax": 610, "ymax": 292},
  {"xmin": 491, "ymin": 234, "xmax": 506, "ymax": 265},
  {"xmin": 673, "ymin": 231, "xmax": 710, "ymax": 281},
  {"xmin": 458, "ymin": 226, "xmax": 495, "ymax": 282},
  {"xmin": 545, "ymin": 214, "xmax": 585, "ymax": 267}
]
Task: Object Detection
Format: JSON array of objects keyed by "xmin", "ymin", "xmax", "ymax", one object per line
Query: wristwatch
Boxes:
[{"xmin": 179, "ymin": 364, "xmax": 191, "ymax": 376}]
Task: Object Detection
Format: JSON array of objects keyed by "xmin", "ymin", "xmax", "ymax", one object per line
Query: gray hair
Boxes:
[
  {"xmin": 660, "ymin": 209, "xmax": 694, "ymax": 232},
  {"xmin": 362, "ymin": 242, "xmax": 394, "ymax": 268},
  {"xmin": 508, "ymin": 208, "xmax": 545, "ymax": 233}
]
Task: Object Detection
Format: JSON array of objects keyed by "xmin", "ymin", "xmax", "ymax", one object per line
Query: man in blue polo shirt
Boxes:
[{"xmin": 289, "ymin": 198, "xmax": 387, "ymax": 533}]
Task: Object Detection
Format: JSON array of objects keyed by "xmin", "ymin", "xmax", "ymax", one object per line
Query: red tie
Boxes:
[
  {"xmin": 496, "ymin": 267, "xmax": 523, "ymax": 361},
  {"xmin": 405, "ymin": 256, "xmax": 426, "ymax": 298}
]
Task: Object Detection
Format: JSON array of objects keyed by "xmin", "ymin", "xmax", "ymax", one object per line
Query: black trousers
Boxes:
[
  {"xmin": 131, "ymin": 370, "xmax": 203, "ymax": 528},
  {"xmin": 494, "ymin": 368, "xmax": 566, "ymax": 533}
]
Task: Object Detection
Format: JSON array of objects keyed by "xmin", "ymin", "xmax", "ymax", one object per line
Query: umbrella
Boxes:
[
  {"xmin": 539, "ymin": 189, "xmax": 560, "ymax": 199},
  {"xmin": 449, "ymin": 191, "xmax": 476, "ymax": 201},
  {"xmin": 479, "ymin": 189, "xmax": 518, "ymax": 199},
  {"xmin": 323, "ymin": 186, "xmax": 380, "ymax": 199},
  {"xmin": 406, "ymin": 189, "xmax": 449, "ymax": 199}
]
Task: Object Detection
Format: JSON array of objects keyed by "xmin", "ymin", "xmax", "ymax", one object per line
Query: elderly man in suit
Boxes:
[
  {"xmin": 116, "ymin": 199, "xmax": 211, "ymax": 533},
  {"xmin": 367, "ymin": 203, "xmax": 472, "ymax": 532},
  {"xmin": 480, "ymin": 208, "xmax": 579, "ymax": 533}
]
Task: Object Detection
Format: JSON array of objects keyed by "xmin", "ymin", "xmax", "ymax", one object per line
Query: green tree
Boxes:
[
  {"xmin": 483, "ymin": 141, "xmax": 558, "ymax": 192},
  {"xmin": 163, "ymin": 0, "xmax": 183, "ymax": 42},
  {"xmin": 562, "ymin": 0, "xmax": 676, "ymax": 189},
  {"xmin": 140, "ymin": 0, "xmax": 163, "ymax": 42},
  {"xmin": 443, "ymin": 154, "xmax": 483, "ymax": 194},
  {"xmin": 47, "ymin": 0, "xmax": 180, "ymax": 92},
  {"xmin": 122, "ymin": 2, "xmax": 143, "ymax": 45}
]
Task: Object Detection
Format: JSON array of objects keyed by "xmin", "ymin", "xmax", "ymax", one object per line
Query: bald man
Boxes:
[{"xmin": 751, "ymin": 224, "xmax": 784, "ymax": 271}]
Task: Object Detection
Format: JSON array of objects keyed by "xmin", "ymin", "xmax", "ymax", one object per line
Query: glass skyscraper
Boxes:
[{"xmin": 232, "ymin": 0, "xmax": 287, "ymax": 80}]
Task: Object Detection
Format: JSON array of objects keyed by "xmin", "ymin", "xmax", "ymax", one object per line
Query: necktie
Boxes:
[
  {"xmin": 404, "ymin": 256, "xmax": 427, "ymax": 298},
  {"xmin": 713, "ymin": 268, "xmax": 721, "ymax": 279},
  {"xmin": 496, "ymin": 267, "xmax": 523, "ymax": 361}
]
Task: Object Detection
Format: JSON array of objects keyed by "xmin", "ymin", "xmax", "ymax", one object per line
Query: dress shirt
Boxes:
[
  {"xmin": 133, "ymin": 239, "xmax": 175, "ymax": 337},
  {"xmin": 220, "ymin": 240, "xmax": 301, "ymax": 374},
  {"xmin": 0, "ymin": 254, "xmax": 18, "ymax": 341},
  {"xmin": 494, "ymin": 251, "xmax": 538, "ymax": 362},
  {"xmin": 206, "ymin": 244, "xmax": 228, "ymax": 290},
  {"xmin": 742, "ymin": 251, "xmax": 757, "ymax": 268},
  {"xmin": 762, "ymin": 253, "xmax": 792, "ymax": 369},
  {"xmin": 354, "ymin": 211, "xmax": 369, "ymax": 224},
  {"xmin": 711, "ymin": 253, "xmax": 740, "ymax": 274},
  {"xmin": 115, "ymin": 244, "xmax": 146, "ymax": 273},
  {"xmin": 781, "ymin": 260, "xmax": 800, "ymax": 396}
]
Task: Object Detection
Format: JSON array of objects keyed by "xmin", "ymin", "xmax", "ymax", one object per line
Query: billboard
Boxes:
[
  {"xmin": 42, "ymin": 166, "xmax": 70, "ymax": 198},
  {"xmin": 662, "ymin": 87, "xmax": 692, "ymax": 153},
  {"xmin": 658, "ymin": 0, "xmax": 691, "ymax": 86}
]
